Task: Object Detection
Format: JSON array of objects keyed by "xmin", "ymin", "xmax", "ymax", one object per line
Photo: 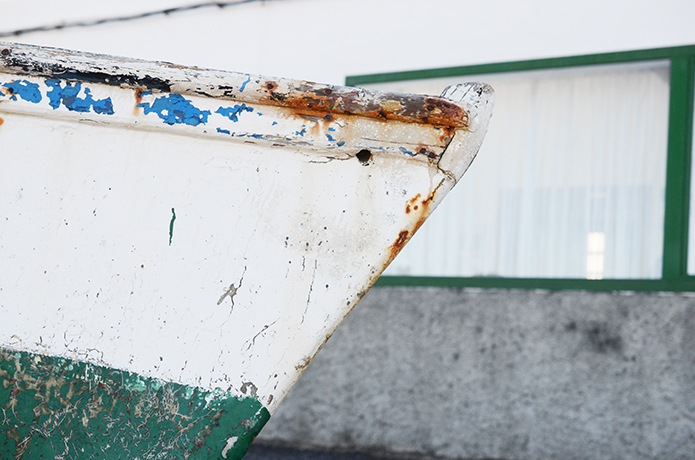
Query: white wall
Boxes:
[{"xmin": 0, "ymin": 0, "xmax": 694, "ymax": 85}]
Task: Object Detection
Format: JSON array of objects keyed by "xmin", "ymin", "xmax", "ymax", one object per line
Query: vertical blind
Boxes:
[{"xmin": 368, "ymin": 61, "xmax": 671, "ymax": 279}]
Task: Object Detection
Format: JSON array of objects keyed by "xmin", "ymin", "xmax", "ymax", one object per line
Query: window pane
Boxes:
[{"xmin": 366, "ymin": 61, "xmax": 670, "ymax": 278}]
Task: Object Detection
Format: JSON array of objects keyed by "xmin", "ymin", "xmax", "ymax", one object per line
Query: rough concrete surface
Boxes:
[{"xmin": 256, "ymin": 287, "xmax": 695, "ymax": 460}]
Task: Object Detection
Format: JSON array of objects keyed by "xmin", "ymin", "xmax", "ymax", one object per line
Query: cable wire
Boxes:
[{"xmin": 0, "ymin": 0, "xmax": 269, "ymax": 38}]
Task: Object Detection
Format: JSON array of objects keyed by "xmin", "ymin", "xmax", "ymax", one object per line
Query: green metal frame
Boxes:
[{"xmin": 347, "ymin": 45, "xmax": 695, "ymax": 292}]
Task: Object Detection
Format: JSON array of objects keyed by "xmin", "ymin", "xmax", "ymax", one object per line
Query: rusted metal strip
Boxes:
[{"xmin": 0, "ymin": 42, "xmax": 468, "ymax": 128}]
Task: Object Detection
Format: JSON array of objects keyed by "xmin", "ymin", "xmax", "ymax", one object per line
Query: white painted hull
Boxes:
[{"xmin": 0, "ymin": 42, "xmax": 493, "ymax": 459}]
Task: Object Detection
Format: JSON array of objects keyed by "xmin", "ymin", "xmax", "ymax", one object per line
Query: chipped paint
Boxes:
[
  {"xmin": 0, "ymin": 43, "xmax": 468, "ymax": 127},
  {"xmin": 0, "ymin": 348, "xmax": 269, "ymax": 460},
  {"xmin": 0, "ymin": 74, "xmax": 451, "ymax": 162},
  {"xmin": 45, "ymin": 79, "xmax": 114, "ymax": 114},
  {"xmin": 1, "ymin": 80, "xmax": 41, "ymax": 103},
  {"xmin": 239, "ymin": 75, "xmax": 252, "ymax": 92},
  {"xmin": 216, "ymin": 104, "xmax": 254, "ymax": 122},
  {"xmin": 138, "ymin": 93, "xmax": 210, "ymax": 126}
]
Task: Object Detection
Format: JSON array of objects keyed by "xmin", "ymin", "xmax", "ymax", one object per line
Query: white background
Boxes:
[{"xmin": 0, "ymin": 0, "xmax": 693, "ymax": 85}]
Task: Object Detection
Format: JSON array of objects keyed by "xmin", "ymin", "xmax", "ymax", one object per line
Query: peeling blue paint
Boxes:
[
  {"xmin": 326, "ymin": 134, "xmax": 336, "ymax": 142},
  {"xmin": 247, "ymin": 134, "xmax": 263, "ymax": 139},
  {"xmin": 217, "ymin": 127, "xmax": 231, "ymax": 135},
  {"xmin": 2, "ymin": 80, "xmax": 41, "ymax": 103},
  {"xmin": 337, "ymin": 141, "xmax": 345, "ymax": 147},
  {"xmin": 45, "ymin": 80, "xmax": 114, "ymax": 115},
  {"xmin": 216, "ymin": 104, "xmax": 254, "ymax": 122},
  {"xmin": 295, "ymin": 127, "xmax": 306, "ymax": 136},
  {"xmin": 240, "ymin": 75, "xmax": 252, "ymax": 92},
  {"xmin": 138, "ymin": 94, "xmax": 210, "ymax": 126},
  {"xmin": 272, "ymin": 121, "xmax": 278, "ymax": 126},
  {"xmin": 399, "ymin": 147, "xmax": 417, "ymax": 156}
]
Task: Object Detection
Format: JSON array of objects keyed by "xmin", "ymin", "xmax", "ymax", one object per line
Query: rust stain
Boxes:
[
  {"xmin": 0, "ymin": 116, "xmax": 4, "ymax": 127},
  {"xmin": 294, "ymin": 357, "xmax": 311, "ymax": 372},
  {"xmin": 439, "ymin": 126, "xmax": 456, "ymax": 145},
  {"xmin": 256, "ymin": 84, "xmax": 468, "ymax": 128},
  {"xmin": 411, "ymin": 182, "xmax": 444, "ymax": 235},
  {"xmin": 405, "ymin": 193, "xmax": 421, "ymax": 214},
  {"xmin": 0, "ymin": 44, "xmax": 467, "ymax": 128},
  {"xmin": 383, "ymin": 230, "xmax": 411, "ymax": 269},
  {"xmin": 393, "ymin": 230, "xmax": 409, "ymax": 250},
  {"xmin": 424, "ymin": 97, "xmax": 463, "ymax": 125},
  {"xmin": 295, "ymin": 112, "xmax": 341, "ymax": 138},
  {"xmin": 397, "ymin": 186, "xmax": 443, "ymax": 256},
  {"xmin": 134, "ymin": 89, "xmax": 144, "ymax": 116}
]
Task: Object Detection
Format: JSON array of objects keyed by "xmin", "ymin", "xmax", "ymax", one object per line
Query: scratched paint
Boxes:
[
  {"xmin": 239, "ymin": 75, "xmax": 251, "ymax": 92},
  {"xmin": 169, "ymin": 207, "xmax": 176, "ymax": 246},
  {"xmin": 138, "ymin": 93, "xmax": 210, "ymax": 126},
  {"xmin": 0, "ymin": 349, "xmax": 269, "ymax": 460},
  {"xmin": 216, "ymin": 104, "xmax": 254, "ymax": 122},
  {"xmin": 45, "ymin": 79, "xmax": 114, "ymax": 114},
  {"xmin": 1, "ymin": 80, "xmax": 41, "ymax": 103}
]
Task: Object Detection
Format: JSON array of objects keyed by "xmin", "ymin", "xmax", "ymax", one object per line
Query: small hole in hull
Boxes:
[{"xmin": 356, "ymin": 149, "xmax": 371, "ymax": 166}]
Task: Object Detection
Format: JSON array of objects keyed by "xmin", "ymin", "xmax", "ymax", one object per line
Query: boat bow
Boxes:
[{"xmin": 0, "ymin": 42, "xmax": 493, "ymax": 459}]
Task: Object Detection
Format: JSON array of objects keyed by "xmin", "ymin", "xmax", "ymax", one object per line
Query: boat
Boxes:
[{"xmin": 0, "ymin": 42, "xmax": 493, "ymax": 459}]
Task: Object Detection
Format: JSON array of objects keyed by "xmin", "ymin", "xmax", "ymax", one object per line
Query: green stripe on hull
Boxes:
[{"xmin": 0, "ymin": 348, "xmax": 269, "ymax": 459}]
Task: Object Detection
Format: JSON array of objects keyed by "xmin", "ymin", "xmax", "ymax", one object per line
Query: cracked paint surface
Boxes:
[{"xmin": 0, "ymin": 349, "xmax": 270, "ymax": 460}]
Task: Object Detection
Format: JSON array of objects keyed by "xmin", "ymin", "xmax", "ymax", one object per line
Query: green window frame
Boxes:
[{"xmin": 347, "ymin": 45, "xmax": 695, "ymax": 292}]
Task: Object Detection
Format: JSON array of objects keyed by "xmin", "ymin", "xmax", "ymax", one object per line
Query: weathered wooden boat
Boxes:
[{"xmin": 0, "ymin": 42, "xmax": 493, "ymax": 459}]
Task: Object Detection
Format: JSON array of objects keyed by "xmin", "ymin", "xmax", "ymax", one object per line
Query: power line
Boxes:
[{"xmin": 0, "ymin": 0, "xmax": 269, "ymax": 38}]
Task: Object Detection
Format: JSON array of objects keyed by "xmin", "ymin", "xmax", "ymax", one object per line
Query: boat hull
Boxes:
[
  {"xmin": 0, "ymin": 42, "xmax": 493, "ymax": 458},
  {"xmin": 1, "ymin": 349, "xmax": 269, "ymax": 459}
]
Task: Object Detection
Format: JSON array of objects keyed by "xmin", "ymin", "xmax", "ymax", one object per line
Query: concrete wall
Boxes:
[{"xmin": 257, "ymin": 287, "xmax": 695, "ymax": 460}]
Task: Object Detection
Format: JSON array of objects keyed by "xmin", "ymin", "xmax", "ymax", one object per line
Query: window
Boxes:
[{"xmin": 347, "ymin": 46, "xmax": 695, "ymax": 291}]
